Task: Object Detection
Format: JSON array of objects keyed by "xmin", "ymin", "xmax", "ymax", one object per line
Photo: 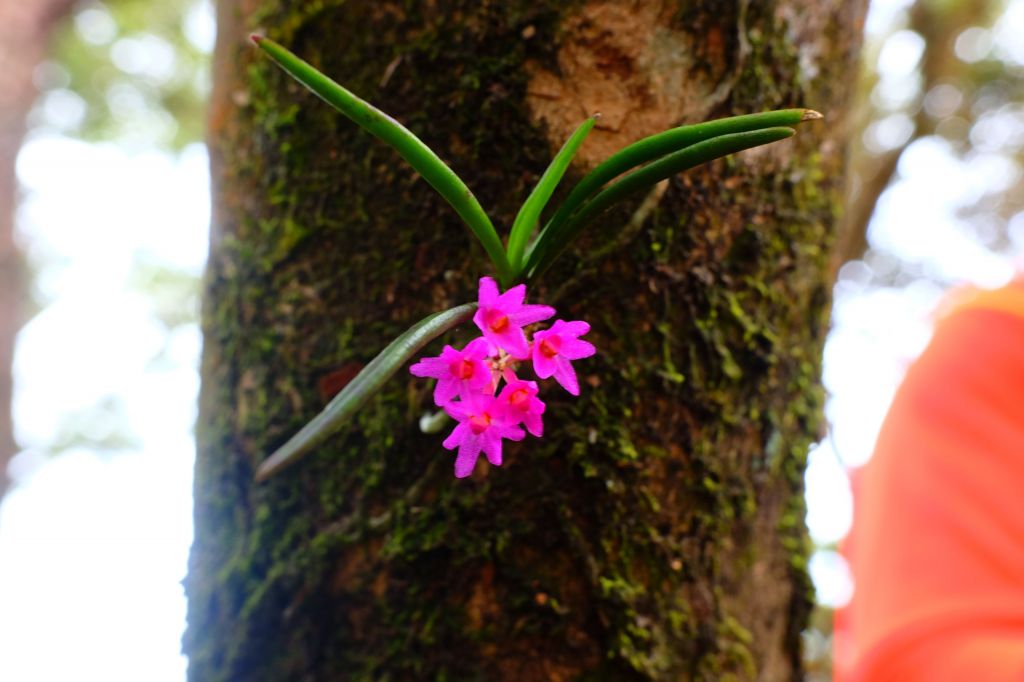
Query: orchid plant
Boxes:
[
  {"xmin": 249, "ymin": 35, "xmax": 821, "ymax": 481},
  {"xmin": 411, "ymin": 277, "xmax": 595, "ymax": 478}
]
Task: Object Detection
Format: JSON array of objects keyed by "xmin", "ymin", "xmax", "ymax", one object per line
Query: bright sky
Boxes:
[
  {"xmin": 0, "ymin": 139, "xmax": 207, "ymax": 680},
  {"xmin": 1, "ymin": 0, "xmax": 1023, "ymax": 678}
]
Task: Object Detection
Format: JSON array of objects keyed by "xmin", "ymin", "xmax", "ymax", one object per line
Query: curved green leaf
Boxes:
[
  {"xmin": 256, "ymin": 303, "xmax": 477, "ymax": 481},
  {"xmin": 524, "ymin": 127, "xmax": 797, "ymax": 281},
  {"xmin": 251, "ymin": 36, "xmax": 513, "ymax": 285},
  {"xmin": 507, "ymin": 115, "xmax": 597, "ymax": 275},
  {"xmin": 531, "ymin": 109, "xmax": 820, "ymax": 265}
]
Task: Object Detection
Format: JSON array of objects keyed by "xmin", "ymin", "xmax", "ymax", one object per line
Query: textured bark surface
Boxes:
[
  {"xmin": 0, "ymin": 0, "xmax": 78, "ymax": 501},
  {"xmin": 187, "ymin": 1, "xmax": 866, "ymax": 679}
]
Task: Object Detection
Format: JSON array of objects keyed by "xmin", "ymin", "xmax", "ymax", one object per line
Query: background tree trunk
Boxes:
[
  {"xmin": 0, "ymin": 0, "xmax": 79, "ymax": 502},
  {"xmin": 187, "ymin": 1, "xmax": 866, "ymax": 679}
]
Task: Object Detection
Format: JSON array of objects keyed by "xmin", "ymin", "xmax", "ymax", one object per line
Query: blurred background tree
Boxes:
[
  {"xmin": 807, "ymin": 0, "xmax": 1023, "ymax": 678},
  {"xmin": 0, "ymin": 0, "xmax": 80, "ymax": 502},
  {"xmin": 839, "ymin": 0, "xmax": 1019, "ymax": 273},
  {"xmin": 0, "ymin": 0, "xmax": 210, "ymax": 504},
  {"xmin": 37, "ymin": 0, "xmax": 210, "ymax": 147}
]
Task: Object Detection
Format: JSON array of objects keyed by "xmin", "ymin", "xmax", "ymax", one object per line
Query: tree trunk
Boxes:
[{"xmin": 187, "ymin": 1, "xmax": 866, "ymax": 680}]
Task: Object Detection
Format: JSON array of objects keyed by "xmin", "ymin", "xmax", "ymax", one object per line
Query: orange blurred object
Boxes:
[{"xmin": 835, "ymin": 281, "xmax": 1024, "ymax": 681}]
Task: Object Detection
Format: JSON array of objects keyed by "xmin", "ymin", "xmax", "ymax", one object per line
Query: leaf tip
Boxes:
[
  {"xmin": 255, "ymin": 437, "xmax": 306, "ymax": 482},
  {"xmin": 801, "ymin": 109, "xmax": 824, "ymax": 122},
  {"xmin": 249, "ymin": 33, "xmax": 264, "ymax": 45},
  {"xmin": 254, "ymin": 452, "xmax": 282, "ymax": 482}
]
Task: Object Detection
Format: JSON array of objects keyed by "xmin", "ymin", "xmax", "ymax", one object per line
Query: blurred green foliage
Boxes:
[
  {"xmin": 22, "ymin": 0, "xmax": 212, "ymax": 459},
  {"xmin": 35, "ymin": 0, "xmax": 212, "ymax": 149},
  {"xmin": 839, "ymin": 0, "xmax": 1022, "ymax": 268}
]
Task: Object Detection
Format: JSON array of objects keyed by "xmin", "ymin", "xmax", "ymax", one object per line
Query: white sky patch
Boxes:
[
  {"xmin": 954, "ymin": 26, "xmax": 994, "ymax": 63},
  {"xmin": 16, "ymin": 136, "xmax": 209, "ymax": 298},
  {"xmin": 994, "ymin": 0, "xmax": 1024, "ymax": 64},
  {"xmin": 805, "ymin": 441, "xmax": 853, "ymax": 544},
  {"xmin": 0, "ymin": 135, "xmax": 205, "ymax": 681},
  {"xmin": 37, "ymin": 89, "xmax": 88, "ymax": 133},
  {"xmin": 13, "ymin": 293, "xmax": 164, "ymax": 444},
  {"xmin": 867, "ymin": 137, "xmax": 1017, "ymax": 287},
  {"xmin": 74, "ymin": 6, "xmax": 118, "ymax": 46},
  {"xmin": 810, "ymin": 549, "xmax": 854, "ymax": 608},
  {"xmin": 111, "ymin": 35, "xmax": 179, "ymax": 85},
  {"xmin": 824, "ymin": 278, "xmax": 944, "ymax": 467},
  {"xmin": 876, "ymin": 29, "xmax": 924, "ymax": 76},
  {"xmin": 864, "ymin": 0, "xmax": 916, "ymax": 37},
  {"xmin": 0, "ymin": 449, "xmax": 191, "ymax": 682},
  {"xmin": 184, "ymin": 1, "xmax": 217, "ymax": 55}
]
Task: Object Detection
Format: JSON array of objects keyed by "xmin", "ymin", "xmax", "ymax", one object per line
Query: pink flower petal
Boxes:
[
  {"xmin": 409, "ymin": 356, "xmax": 448, "ymax": 378},
  {"xmin": 478, "ymin": 277, "xmax": 500, "ymax": 307},
  {"xmin": 559, "ymin": 320, "xmax": 590, "ymax": 336},
  {"xmin": 500, "ymin": 423, "xmax": 526, "ymax": 441},
  {"xmin": 524, "ymin": 412, "xmax": 543, "ymax": 437},
  {"xmin": 443, "ymin": 422, "xmax": 469, "ymax": 450},
  {"xmin": 497, "ymin": 283, "xmax": 526, "ymax": 309},
  {"xmin": 509, "ymin": 303, "xmax": 556, "ymax": 326},
  {"xmin": 443, "ymin": 401, "xmax": 471, "ymax": 422},
  {"xmin": 474, "ymin": 308, "xmax": 526, "ymax": 356},
  {"xmin": 553, "ymin": 356, "xmax": 580, "ymax": 395},
  {"xmin": 463, "ymin": 337, "xmax": 491, "ymax": 358},
  {"xmin": 471, "ymin": 309, "xmax": 488, "ymax": 337},
  {"xmin": 454, "ymin": 437, "xmax": 482, "ymax": 478},
  {"xmin": 532, "ymin": 346, "xmax": 557, "ymax": 378},
  {"xmin": 560, "ymin": 338, "xmax": 596, "ymax": 360},
  {"xmin": 463, "ymin": 390, "xmax": 494, "ymax": 414},
  {"xmin": 496, "ymin": 380, "xmax": 541, "ymax": 427},
  {"xmin": 440, "ymin": 345, "xmax": 462, "ymax": 361},
  {"xmin": 434, "ymin": 377, "xmax": 460, "ymax": 405},
  {"xmin": 480, "ymin": 430, "xmax": 503, "ymax": 467},
  {"xmin": 491, "ymin": 327, "xmax": 530, "ymax": 359},
  {"xmin": 469, "ymin": 361, "xmax": 492, "ymax": 390}
]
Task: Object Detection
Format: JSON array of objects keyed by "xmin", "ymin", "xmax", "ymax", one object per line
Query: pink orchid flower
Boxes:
[
  {"xmin": 409, "ymin": 278, "xmax": 596, "ymax": 479},
  {"xmin": 443, "ymin": 392, "xmax": 525, "ymax": 478},
  {"xmin": 531, "ymin": 320, "xmax": 596, "ymax": 396},
  {"xmin": 473, "ymin": 277, "xmax": 555, "ymax": 359},
  {"xmin": 496, "ymin": 378, "xmax": 545, "ymax": 437},
  {"xmin": 409, "ymin": 337, "xmax": 492, "ymax": 406}
]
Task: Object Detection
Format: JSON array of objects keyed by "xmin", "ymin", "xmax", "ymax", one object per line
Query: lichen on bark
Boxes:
[{"xmin": 186, "ymin": 1, "xmax": 867, "ymax": 680}]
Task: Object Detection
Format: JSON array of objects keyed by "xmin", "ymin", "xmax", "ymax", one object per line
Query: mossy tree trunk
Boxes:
[{"xmin": 187, "ymin": 1, "xmax": 866, "ymax": 679}]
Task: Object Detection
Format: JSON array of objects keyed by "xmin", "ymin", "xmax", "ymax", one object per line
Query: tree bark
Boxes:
[
  {"xmin": 0, "ymin": 0, "xmax": 79, "ymax": 501},
  {"xmin": 187, "ymin": 1, "xmax": 866, "ymax": 679}
]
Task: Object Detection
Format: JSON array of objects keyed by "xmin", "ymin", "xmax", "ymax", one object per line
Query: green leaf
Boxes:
[
  {"xmin": 251, "ymin": 36, "xmax": 514, "ymax": 285},
  {"xmin": 530, "ymin": 109, "xmax": 821, "ymax": 267},
  {"xmin": 524, "ymin": 127, "xmax": 797, "ymax": 281},
  {"xmin": 506, "ymin": 115, "xmax": 598, "ymax": 275},
  {"xmin": 255, "ymin": 303, "xmax": 477, "ymax": 481}
]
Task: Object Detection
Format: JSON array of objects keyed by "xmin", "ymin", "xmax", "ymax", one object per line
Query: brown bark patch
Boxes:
[
  {"xmin": 465, "ymin": 562, "xmax": 499, "ymax": 631},
  {"xmin": 526, "ymin": 0, "xmax": 736, "ymax": 168}
]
